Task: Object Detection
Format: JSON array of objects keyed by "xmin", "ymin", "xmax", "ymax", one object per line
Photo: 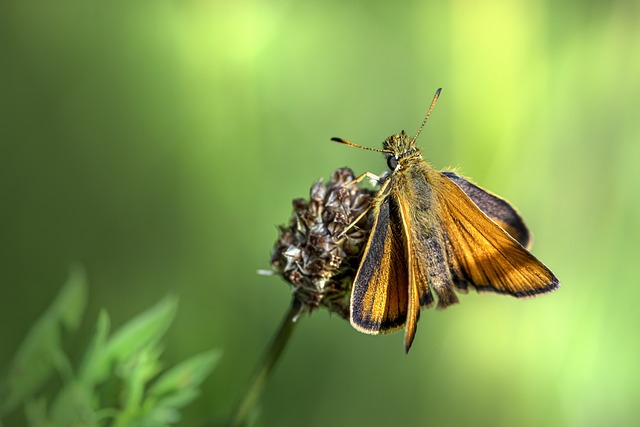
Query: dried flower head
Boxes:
[{"xmin": 271, "ymin": 168, "xmax": 375, "ymax": 319}]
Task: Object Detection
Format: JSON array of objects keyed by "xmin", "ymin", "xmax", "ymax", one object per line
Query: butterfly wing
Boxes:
[
  {"xmin": 433, "ymin": 171, "xmax": 559, "ymax": 297},
  {"xmin": 442, "ymin": 171, "xmax": 530, "ymax": 248},
  {"xmin": 350, "ymin": 194, "xmax": 409, "ymax": 334}
]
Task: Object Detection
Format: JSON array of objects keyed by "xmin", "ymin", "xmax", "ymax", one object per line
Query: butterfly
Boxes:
[{"xmin": 332, "ymin": 89, "xmax": 559, "ymax": 352}]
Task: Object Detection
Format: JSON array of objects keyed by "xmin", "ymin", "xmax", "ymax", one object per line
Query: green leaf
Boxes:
[
  {"xmin": 49, "ymin": 381, "xmax": 97, "ymax": 427},
  {"xmin": 155, "ymin": 388, "xmax": 201, "ymax": 410},
  {"xmin": 77, "ymin": 310, "xmax": 111, "ymax": 387},
  {"xmin": 55, "ymin": 265, "xmax": 88, "ymax": 332},
  {"xmin": 104, "ymin": 296, "xmax": 178, "ymax": 365},
  {"xmin": 0, "ymin": 266, "xmax": 88, "ymax": 415},
  {"xmin": 148, "ymin": 349, "xmax": 221, "ymax": 408},
  {"xmin": 107, "ymin": 298, "xmax": 178, "ymax": 427},
  {"xmin": 117, "ymin": 346, "xmax": 159, "ymax": 418},
  {"xmin": 118, "ymin": 350, "xmax": 220, "ymax": 427}
]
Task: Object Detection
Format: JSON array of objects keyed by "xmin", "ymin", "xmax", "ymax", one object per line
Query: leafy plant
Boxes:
[{"xmin": 0, "ymin": 267, "xmax": 220, "ymax": 427}]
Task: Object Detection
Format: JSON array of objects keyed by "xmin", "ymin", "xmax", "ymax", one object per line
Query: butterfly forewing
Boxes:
[
  {"xmin": 391, "ymin": 190, "xmax": 422, "ymax": 351},
  {"xmin": 442, "ymin": 171, "xmax": 531, "ymax": 248},
  {"xmin": 434, "ymin": 172, "xmax": 559, "ymax": 296},
  {"xmin": 350, "ymin": 196, "xmax": 409, "ymax": 334}
]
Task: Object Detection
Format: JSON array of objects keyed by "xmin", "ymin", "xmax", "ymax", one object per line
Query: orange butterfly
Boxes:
[{"xmin": 332, "ymin": 89, "xmax": 559, "ymax": 352}]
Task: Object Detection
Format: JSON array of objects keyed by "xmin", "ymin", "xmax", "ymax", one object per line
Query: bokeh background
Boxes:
[{"xmin": 2, "ymin": 0, "xmax": 639, "ymax": 426}]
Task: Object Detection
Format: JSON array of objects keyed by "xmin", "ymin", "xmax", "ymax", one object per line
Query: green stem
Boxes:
[{"xmin": 228, "ymin": 299, "xmax": 301, "ymax": 427}]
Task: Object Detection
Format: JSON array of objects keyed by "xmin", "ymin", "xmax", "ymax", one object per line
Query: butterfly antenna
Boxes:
[
  {"xmin": 331, "ymin": 137, "xmax": 392, "ymax": 154},
  {"xmin": 413, "ymin": 88, "xmax": 442, "ymax": 141}
]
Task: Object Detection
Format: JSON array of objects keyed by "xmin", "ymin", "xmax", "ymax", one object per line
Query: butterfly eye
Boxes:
[{"xmin": 387, "ymin": 155, "xmax": 399, "ymax": 171}]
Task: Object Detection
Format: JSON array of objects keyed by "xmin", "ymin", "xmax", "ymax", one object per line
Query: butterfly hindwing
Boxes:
[
  {"xmin": 350, "ymin": 195, "xmax": 409, "ymax": 334},
  {"xmin": 434, "ymin": 171, "xmax": 559, "ymax": 297}
]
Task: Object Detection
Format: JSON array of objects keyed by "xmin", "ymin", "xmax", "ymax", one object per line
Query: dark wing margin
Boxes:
[
  {"xmin": 442, "ymin": 171, "xmax": 531, "ymax": 248},
  {"xmin": 350, "ymin": 196, "xmax": 409, "ymax": 334}
]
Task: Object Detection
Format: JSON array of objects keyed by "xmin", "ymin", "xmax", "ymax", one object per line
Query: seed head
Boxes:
[{"xmin": 271, "ymin": 168, "xmax": 374, "ymax": 319}]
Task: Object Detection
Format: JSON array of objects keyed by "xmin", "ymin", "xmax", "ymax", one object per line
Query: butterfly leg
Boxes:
[
  {"xmin": 337, "ymin": 205, "xmax": 371, "ymax": 238},
  {"xmin": 343, "ymin": 171, "xmax": 382, "ymax": 188},
  {"xmin": 338, "ymin": 178, "xmax": 390, "ymax": 238}
]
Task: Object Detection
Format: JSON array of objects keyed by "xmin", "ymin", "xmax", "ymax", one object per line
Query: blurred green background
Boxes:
[{"xmin": 1, "ymin": 0, "xmax": 639, "ymax": 426}]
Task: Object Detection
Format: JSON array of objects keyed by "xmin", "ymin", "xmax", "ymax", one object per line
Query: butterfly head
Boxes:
[{"xmin": 383, "ymin": 131, "xmax": 422, "ymax": 171}]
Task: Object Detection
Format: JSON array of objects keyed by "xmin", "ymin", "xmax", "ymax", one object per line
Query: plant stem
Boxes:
[{"xmin": 228, "ymin": 299, "xmax": 301, "ymax": 427}]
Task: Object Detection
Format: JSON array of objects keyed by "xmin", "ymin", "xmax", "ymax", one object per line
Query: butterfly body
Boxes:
[{"xmin": 333, "ymin": 90, "xmax": 559, "ymax": 352}]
